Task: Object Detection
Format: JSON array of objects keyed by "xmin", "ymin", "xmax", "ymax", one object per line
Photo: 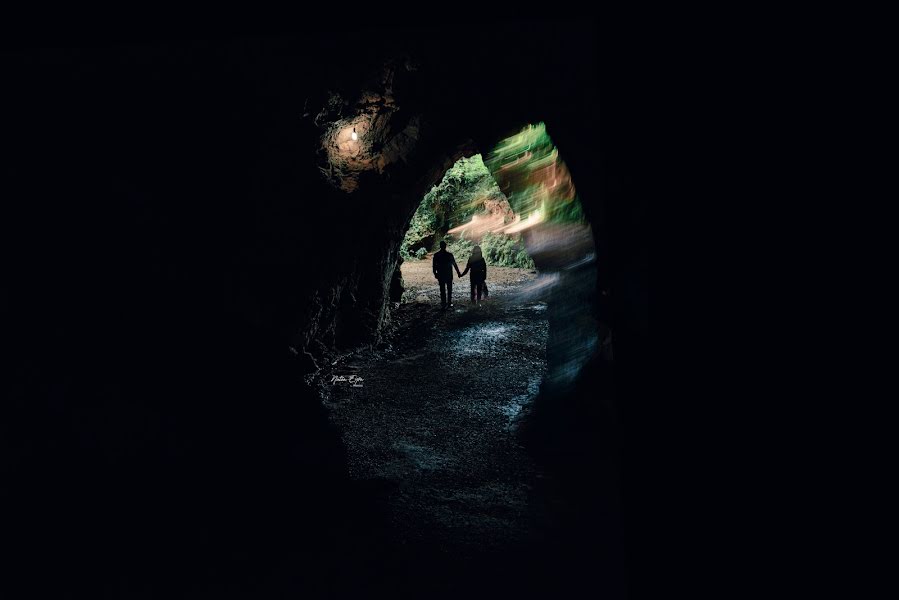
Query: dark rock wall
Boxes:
[
  {"xmin": 0, "ymin": 22, "xmax": 643, "ymax": 596},
  {"xmin": 3, "ymin": 24, "xmax": 616, "ymax": 364}
]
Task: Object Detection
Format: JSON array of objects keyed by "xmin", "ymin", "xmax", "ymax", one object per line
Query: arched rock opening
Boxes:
[
  {"xmin": 2, "ymin": 22, "xmax": 625, "ymax": 598},
  {"xmin": 297, "ymin": 69, "xmax": 609, "ymax": 385}
]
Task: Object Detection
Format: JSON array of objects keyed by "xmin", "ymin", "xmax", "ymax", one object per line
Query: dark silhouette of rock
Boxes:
[{"xmin": 0, "ymin": 21, "xmax": 643, "ymax": 598}]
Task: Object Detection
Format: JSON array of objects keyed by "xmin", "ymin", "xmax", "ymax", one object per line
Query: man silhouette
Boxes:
[{"xmin": 432, "ymin": 240, "xmax": 462, "ymax": 309}]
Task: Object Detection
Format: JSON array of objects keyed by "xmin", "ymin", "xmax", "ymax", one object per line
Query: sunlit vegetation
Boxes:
[
  {"xmin": 484, "ymin": 122, "xmax": 586, "ymax": 225},
  {"xmin": 401, "ymin": 154, "xmax": 501, "ymax": 258},
  {"xmin": 401, "ymin": 154, "xmax": 533, "ymax": 269},
  {"xmin": 445, "ymin": 231, "xmax": 534, "ymax": 269}
]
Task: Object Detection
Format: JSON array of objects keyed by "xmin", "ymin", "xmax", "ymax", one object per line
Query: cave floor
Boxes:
[
  {"xmin": 319, "ymin": 263, "xmax": 581, "ymax": 598},
  {"xmin": 397, "ymin": 256, "xmax": 541, "ymax": 304}
]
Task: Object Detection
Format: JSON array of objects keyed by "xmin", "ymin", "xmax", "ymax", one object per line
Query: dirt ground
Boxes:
[
  {"xmin": 318, "ymin": 259, "xmax": 580, "ymax": 597},
  {"xmin": 284, "ymin": 254, "xmax": 626, "ymax": 599},
  {"xmin": 399, "ymin": 255, "xmax": 539, "ymax": 305}
]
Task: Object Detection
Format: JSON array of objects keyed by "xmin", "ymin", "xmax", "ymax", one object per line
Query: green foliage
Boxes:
[
  {"xmin": 444, "ymin": 231, "xmax": 534, "ymax": 270},
  {"xmin": 400, "ymin": 154, "xmax": 504, "ymax": 259},
  {"xmin": 484, "ymin": 122, "xmax": 587, "ymax": 226},
  {"xmin": 400, "ymin": 153, "xmax": 536, "ymax": 270},
  {"xmin": 444, "ymin": 233, "xmax": 475, "ymax": 262},
  {"xmin": 400, "ymin": 206, "xmax": 439, "ymax": 260},
  {"xmin": 481, "ymin": 232, "xmax": 535, "ymax": 269}
]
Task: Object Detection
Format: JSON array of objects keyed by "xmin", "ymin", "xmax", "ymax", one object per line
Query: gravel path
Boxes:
[{"xmin": 321, "ymin": 264, "xmax": 564, "ymax": 596}]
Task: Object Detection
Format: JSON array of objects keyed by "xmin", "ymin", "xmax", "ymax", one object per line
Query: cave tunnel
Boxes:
[
  {"xmin": 2, "ymin": 19, "xmax": 644, "ymax": 600},
  {"xmin": 390, "ymin": 124, "xmax": 603, "ymax": 380}
]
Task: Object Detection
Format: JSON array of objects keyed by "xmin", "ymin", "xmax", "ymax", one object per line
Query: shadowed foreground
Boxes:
[{"xmin": 317, "ymin": 266, "xmax": 623, "ymax": 598}]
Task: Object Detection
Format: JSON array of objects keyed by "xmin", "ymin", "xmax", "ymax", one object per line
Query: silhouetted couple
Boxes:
[{"xmin": 432, "ymin": 240, "xmax": 488, "ymax": 310}]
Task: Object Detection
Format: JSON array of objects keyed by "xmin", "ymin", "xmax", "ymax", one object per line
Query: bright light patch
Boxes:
[
  {"xmin": 444, "ymin": 123, "xmax": 586, "ymax": 241},
  {"xmin": 483, "ymin": 123, "xmax": 585, "ymax": 229}
]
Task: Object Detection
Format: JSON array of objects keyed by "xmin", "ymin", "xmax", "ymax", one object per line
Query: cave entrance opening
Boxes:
[
  {"xmin": 394, "ymin": 122, "xmax": 595, "ymax": 331},
  {"xmin": 397, "ymin": 152, "xmax": 538, "ymax": 305},
  {"xmin": 376, "ymin": 120, "xmax": 602, "ymax": 412},
  {"xmin": 328, "ymin": 122, "xmax": 605, "ymax": 578}
]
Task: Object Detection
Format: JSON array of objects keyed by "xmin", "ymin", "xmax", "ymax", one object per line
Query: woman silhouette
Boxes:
[{"xmin": 460, "ymin": 245, "xmax": 488, "ymax": 303}]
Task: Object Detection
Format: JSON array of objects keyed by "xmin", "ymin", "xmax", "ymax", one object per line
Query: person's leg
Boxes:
[
  {"xmin": 439, "ymin": 280, "xmax": 447, "ymax": 307},
  {"xmin": 470, "ymin": 282, "xmax": 476, "ymax": 303},
  {"xmin": 447, "ymin": 281, "xmax": 453, "ymax": 306},
  {"xmin": 476, "ymin": 282, "xmax": 483, "ymax": 302}
]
